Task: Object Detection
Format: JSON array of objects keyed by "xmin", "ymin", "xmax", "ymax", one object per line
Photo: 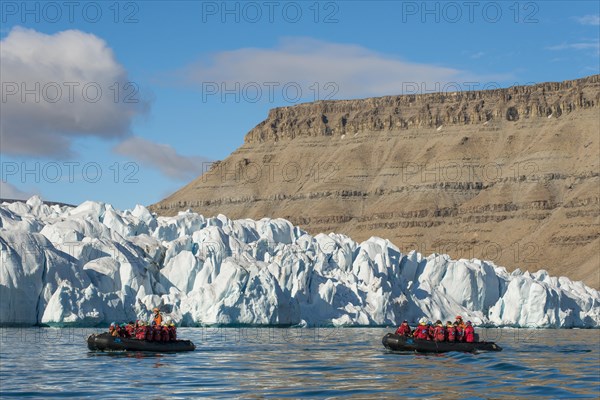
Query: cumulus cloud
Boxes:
[
  {"xmin": 575, "ymin": 15, "xmax": 600, "ymax": 26},
  {"xmin": 0, "ymin": 27, "xmax": 149, "ymax": 158},
  {"xmin": 181, "ymin": 37, "xmax": 504, "ymax": 99},
  {"xmin": 0, "ymin": 181, "xmax": 38, "ymax": 201},
  {"xmin": 113, "ymin": 136, "xmax": 211, "ymax": 181}
]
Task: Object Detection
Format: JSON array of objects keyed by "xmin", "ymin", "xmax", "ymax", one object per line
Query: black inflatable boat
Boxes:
[
  {"xmin": 87, "ymin": 333, "xmax": 196, "ymax": 353},
  {"xmin": 382, "ymin": 333, "xmax": 501, "ymax": 353}
]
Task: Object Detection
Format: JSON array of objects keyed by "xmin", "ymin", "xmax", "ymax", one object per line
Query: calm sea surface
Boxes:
[{"xmin": 0, "ymin": 327, "xmax": 598, "ymax": 399}]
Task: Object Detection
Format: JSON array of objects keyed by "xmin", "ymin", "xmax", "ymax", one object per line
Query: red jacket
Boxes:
[
  {"xmin": 168, "ymin": 326, "xmax": 177, "ymax": 341},
  {"xmin": 412, "ymin": 325, "xmax": 429, "ymax": 340},
  {"xmin": 125, "ymin": 325, "xmax": 135, "ymax": 337},
  {"xmin": 433, "ymin": 325, "xmax": 446, "ymax": 342},
  {"xmin": 395, "ymin": 324, "xmax": 411, "ymax": 336},
  {"xmin": 455, "ymin": 325, "xmax": 464, "ymax": 341},
  {"xmin": 160, "ymin": 327, "xmax": 169, "ymax": 342},
  {"xmin": 153, "ymin": 327, "xmax": 162, "ymax": 342},
  {"xmin": 464, "ymin": 325, "xmax": 475, "ymax": 343},
  {"xmin": 135, "ymin": 325, "xmax": 146, "ymax": 340},
  {"xmin": 427, "ymin": 325, "xmax": 435, "ymax": 340},
  {"xmin": 446, "ymin": 326, "xmax": 456, "ymax": 342},
  {"xmin": 146, "ymin": 326, "xmax": 154, "ymax": 341}
]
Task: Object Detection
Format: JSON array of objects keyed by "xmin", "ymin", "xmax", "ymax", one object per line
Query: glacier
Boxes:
[{"xmin": 0, "ymin": 196, "xmax": 598, "ymax": 328}]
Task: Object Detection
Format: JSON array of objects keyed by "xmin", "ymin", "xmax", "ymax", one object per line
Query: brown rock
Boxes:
[{"xmin": 150, "ymin": 75, "xmax": 600, "ymax": 289}]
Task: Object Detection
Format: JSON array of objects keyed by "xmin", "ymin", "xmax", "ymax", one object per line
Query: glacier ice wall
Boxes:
[{"xmin": 1, "ymin": 196, "xmax": 598, "ymax": 328}]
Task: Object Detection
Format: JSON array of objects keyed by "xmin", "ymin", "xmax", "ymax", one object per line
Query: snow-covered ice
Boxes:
[{"xmin": 1, "ymin": 196, "xmax": 598, "ymax": 328}]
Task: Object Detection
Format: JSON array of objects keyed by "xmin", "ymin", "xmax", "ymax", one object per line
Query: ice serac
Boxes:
[{"xmin": 0, "ymin": 198, "xmax": 599, "ymax": 328}]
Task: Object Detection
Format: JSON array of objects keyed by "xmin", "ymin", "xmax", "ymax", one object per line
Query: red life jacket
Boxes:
[
  {"xmin": 145, "ymin": 326, "xmax": 154, "ymax": 341},
  {"xmin": 427, "ymin": 325, "xmax": 435, "ymax": 340},
  {"xmin": 153, "ymin": 327, "xmax": 162, "ymax": 342},
  {"xmin": 168, "ymin": 326, "xmax": 177, "ymax": 341},
  {"xmin": 464, "ymin": 325, "xmax": 475, "ymax": 343},
  {"xmin": 395, "ymin": 324, "xmax": 411, "ymax": 336},
  {"xmin": 135, "ymin": 326, "xmax": 146, "ymax": 340},
  {"xmin": 446, "ymin": 326, "xmax": 456, "ymax": 342},
  {"xmin": 160, "ymin": 327, "xmax": 169, "ymax": 342},
  {"xmin": 455, "ymin": 325, "xmax": 464, "ymax": 341},
  {"xmin": 125, "ymin": 325, "xmax": 135, "ymax": 337},
  {"xmin": 433, "ymin": 325, "xmax": 446, "ymax": 342},
  {"xmin": 413, "ymin": 325, "xmax": 429, "ymax": 340}
]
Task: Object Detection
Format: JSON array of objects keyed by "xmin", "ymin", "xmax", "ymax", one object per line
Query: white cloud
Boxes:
[
  {"xmin": 113, "ymin": 136, "xmax": 211, "ymax": 181},
  {"xmin": 182, "ymin": 37, "xmax": 504, "ymax": 99},
  {"xmin": 547, "ymin": 41, "xmax": 600, "ymax": 51},
  {"xmin": 0, "ymin": 181, "xmax": 38, "ymax": 200},
  {"xmin": 575, "ymin": 15, "xmax": 600, "ymax": 26},
  {"xmin": 0, "ymin": 27, "xmax": 149, "ymax": 158},
  {"xmin": 547, "ymin": 40, "xmax": 600, "ymax": 58}
]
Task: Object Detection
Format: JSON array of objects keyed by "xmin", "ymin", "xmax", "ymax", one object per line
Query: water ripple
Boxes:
[{"xmin": 0, "ymin": 327, "xmax": 599, "ymax": 398}]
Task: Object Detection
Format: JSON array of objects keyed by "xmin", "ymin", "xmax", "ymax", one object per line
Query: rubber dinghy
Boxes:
[
  {"xmin": 382, "ymin": 333, "xmax": 502, "ymax": 353},
  {"xmin": 87, "ymin": 333, "xmax": 196, "ymax": 352}
]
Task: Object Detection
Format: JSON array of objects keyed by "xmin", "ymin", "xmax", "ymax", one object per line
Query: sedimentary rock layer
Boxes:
[{"xmin": 152, "ymin": 75, "xmax": 600, "ymax": 288}]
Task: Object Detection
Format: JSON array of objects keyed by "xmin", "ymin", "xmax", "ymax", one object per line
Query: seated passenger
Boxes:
[
  {"xmin": 124, "ymin": 321, "xmax": 135, "ymax": 338},
  {"xmin": 427, "ymin": 321, "xmax": 435, "ymax": 340},
  {"xmin": 135, "ymin": 323, "xmax": 147, "ymax": 340},
  {"xmin": 433, "ymin": 320, "xmax": 446, "ymax": 342},
  {"xmin": 168, "ymin": 324, "xmax": 177, "ymax": 341},
  {"xmin": 464, "ymin": 321, "xmax": 475, "ymax": 343},
  {"xmin": 160, "ymin": 325, "xmax": 170, "ymax": 342},
  {"xmin": 118, "ymin": 324, "xmax": 128, "ymax": 338},
  {"xmin": 395, "ymin": 320, "xmax": 412, "ymax": 336},
  {"xmin": 454, "ymin": 321, "xmax": 465, "ymax": 342},
  {"xmin": 445, "ymin": 321, "xmax": 456, "ymax": 342},
  {"xmin": 145, "ymin": 324, "xmax": 154, "ymax": 341},
  {"xmin": 412, "ymin": 318, "xmax": 429, "ymax": 340},
  {"xmin": 152, "ymin": 324, "xmax": 162, "ymax": 342},
  {"xmin": 108, "ymin": 322, "xmax": 118, "ymax": 337}
]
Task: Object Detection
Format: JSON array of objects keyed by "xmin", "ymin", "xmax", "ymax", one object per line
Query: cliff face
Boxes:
[
  {"xmin": 245, "ymin": 75, "xmax": 600, "ymax": 142},
  {"xmin": 151, "ymin": 75, "xmax": 600, "ymax": 288}
]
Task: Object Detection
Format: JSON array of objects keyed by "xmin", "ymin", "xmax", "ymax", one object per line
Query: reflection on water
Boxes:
[{"xmin": 0, "ymin": 327, "xmax": 599, "ymax": 398}]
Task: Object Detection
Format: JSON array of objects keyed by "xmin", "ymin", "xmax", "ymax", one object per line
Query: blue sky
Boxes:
[{"xmin": 1, "ymin": 1, "xmax": 599, "ymax": 209}]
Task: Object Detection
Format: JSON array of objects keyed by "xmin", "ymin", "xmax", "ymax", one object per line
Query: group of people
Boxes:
[
  {"xmin": 395, "ymin": 315, "xmax": 476, "ymax": 343},
  {"xmin": 108, "ymin": 308, "xmax": 177, "ymax": 342}
]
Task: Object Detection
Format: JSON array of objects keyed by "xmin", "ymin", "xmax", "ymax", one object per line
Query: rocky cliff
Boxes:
[
  {"xmin": 245, "ymin": 75, "xmax": 599, "ymax": 142},
  {"xmin": 151, "ymin": 75, "xmax": 600, "ymax": 288}
]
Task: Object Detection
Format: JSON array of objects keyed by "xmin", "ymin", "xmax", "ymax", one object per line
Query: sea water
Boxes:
[{"xmin": 0, "ymin": 327, "xmax": 598, "ymax": 399}]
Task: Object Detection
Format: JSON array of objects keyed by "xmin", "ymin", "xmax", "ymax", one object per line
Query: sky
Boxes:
[{"xmin": 1, "ymin": 0, "xmax": 599, "ymax": 210}]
